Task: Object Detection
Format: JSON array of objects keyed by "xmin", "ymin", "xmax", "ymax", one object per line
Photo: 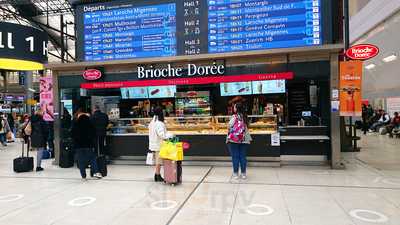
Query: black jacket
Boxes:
[
  {"xmin": 30, "ymin": 115, "xmax": 49, "ymax": 148},
  {"xmin": 72, "ymin": 115, "xmax": 96, "ymax": 149},
  {"xmin": 90, "ymin": 110, "xmax": 109, "ymax": 136}
]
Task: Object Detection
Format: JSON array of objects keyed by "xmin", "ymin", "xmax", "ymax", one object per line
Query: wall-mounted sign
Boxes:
[
  {"xmin": 83, "ymin": 69, "xmax": 102, "ymax": 81},
  {"xmin": 345, "ymin": 44, "xmax": 379, "ymax": 60},
  {"xmin": 339, "ymin": 61, "xmax": 363, "ymax": 117},
  {"xmin": 0, "ymin": 22, "xmax": 48, "ymax": 71},
  {"xmin": 137, "ymin": 64, "xmax": 225, "ymax": 79},
  {"xmin": 81, "ymin": 72, "xmax": 294, "ymax": 89}
]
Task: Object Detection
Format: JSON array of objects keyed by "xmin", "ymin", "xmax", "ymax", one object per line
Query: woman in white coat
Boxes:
[{"xmin": 148, "ymin": 107, "xmax": 173, "ymax": 182}]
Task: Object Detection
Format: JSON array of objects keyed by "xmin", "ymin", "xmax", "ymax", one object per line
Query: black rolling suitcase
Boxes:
[
  {"xmin": 60, "ymin": 139, "xmax": 74, "ymax": 168},
  {"xmin": 91, "ymin": 137, "xmax": 107, "ymax": 177},
  {"xmin": 13, "ymin": 140, "xmax": 34, "ymax": 173}
]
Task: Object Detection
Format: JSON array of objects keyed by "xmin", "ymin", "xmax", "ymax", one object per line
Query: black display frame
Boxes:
[{"xmin": 75, "ymin": 0, "xmax": 336, "ymax": 62}]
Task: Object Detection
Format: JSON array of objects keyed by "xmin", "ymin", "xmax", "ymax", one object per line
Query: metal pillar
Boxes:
[
  {"xmin": 330, "ymin": 52, "xmax": 345, "ymax": 169},
  {"xmin": 53, "ymin": 71, "xmax": 61, "ymax": 165},
  {"xmin": 24, "ymin": 71, "xmax": 34, "ymax": 115}
]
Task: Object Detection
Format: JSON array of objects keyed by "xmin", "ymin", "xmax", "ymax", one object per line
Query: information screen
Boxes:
[
  {"xmin": 76, "ymin": 0, "xmax": 323, "ymax": 61},
  {"xmin": 220, "ymin": 82, "xmax": 252, "ymax": 96},
  {"xmin": 121, "ymin": 87, "xmax": 149, "ymax": 99},
  {"xmin": 148, "ymin": 85, "xmax": 177, "ymax": 98},
  {"xmin": 252, "ymin": 80, "xmax": 286, "ymax": 94}
]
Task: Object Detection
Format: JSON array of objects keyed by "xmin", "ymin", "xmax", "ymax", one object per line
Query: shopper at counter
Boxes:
[
  {"xmin": 226, "ymin": 103, "xmax": 252, "ymax": 180},
  {"xmin": 30, "ymin": 110, "xmax": 49, "ymax": 172},
  {"xmin": 72, "ymin": 112, "xmax": 102, "ymax": 180},
  {"xmin": 91, "ymin": 105, "xmax": 109, "ymax": 156},
  {"xmin": 148, "ymin": 107, "xmax": 173, "ymax": 182}
]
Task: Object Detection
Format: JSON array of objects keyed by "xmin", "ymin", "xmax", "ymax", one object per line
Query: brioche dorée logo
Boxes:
[
  {"xmin": 83, "ymin": 69, "xmax": 102, "ymax": 81},
  {"xmin": 346, "ymin": 44, "xmax": 379, "ymax": 60}
]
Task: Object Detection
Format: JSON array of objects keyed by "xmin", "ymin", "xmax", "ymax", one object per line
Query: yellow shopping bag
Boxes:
[{"xmin": 159, "ymin": 140, "xmax": 184, "ymax": 161}]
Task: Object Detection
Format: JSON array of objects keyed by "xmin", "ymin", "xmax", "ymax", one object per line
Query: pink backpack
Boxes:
[{"xmin": 228, "ymin": 115, "xmax": 246, "ymax": 143}]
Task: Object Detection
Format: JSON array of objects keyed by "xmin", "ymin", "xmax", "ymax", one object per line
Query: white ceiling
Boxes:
[{"xmin": 353, "ymin": 10, "xmax": 400, "ymax": 99}]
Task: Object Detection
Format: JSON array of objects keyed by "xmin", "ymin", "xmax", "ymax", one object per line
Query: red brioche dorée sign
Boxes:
[
  {"xmin": 345, "ymin": 44, "xmax": 379, "ymax": 60},
  {"xmin": 81, "ymin": 72, "xmax": 294, "ymax": 89},
  {"xmin": 83, "ymin": 69, "xmax": 102, "ymax": 81}
]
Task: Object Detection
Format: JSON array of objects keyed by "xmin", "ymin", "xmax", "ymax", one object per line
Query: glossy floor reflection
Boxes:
[{"xmin": 0, "ymin": 135, "xmax": 400, "ymax": 225}]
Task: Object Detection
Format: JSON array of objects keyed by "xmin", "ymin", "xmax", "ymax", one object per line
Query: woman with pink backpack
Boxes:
[{"xmin": 226, "ymin": 103, "xmax": 252, "ymax": 180}]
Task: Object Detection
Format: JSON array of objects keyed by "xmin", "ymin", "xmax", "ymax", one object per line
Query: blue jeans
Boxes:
[
  {"xmin": 0, "ymin": 133, "xmax": 6, "ymax": 145},
  {"xmin": 228, "ymin": 143, "xmax": 248, "ymax": 174},
  {"xmin": 36, "ymin": 148, "xmax": 44, "ymax": 168},
  {"xmin": 76, "ymin": 148, "xmax": 98, "ymax": 178}
]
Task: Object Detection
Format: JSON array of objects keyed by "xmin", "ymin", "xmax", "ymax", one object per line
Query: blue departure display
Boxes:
[
  {"xmin": 208, "ymin": 0, "xmax": 322, "ymax": 53},
  {"xmin": 83, "ymin": 3, "xmax": 176, "ymax": 61},
  {"xmin": 76, "ymin": 0, "xmax": 323, "ymax": 61}
]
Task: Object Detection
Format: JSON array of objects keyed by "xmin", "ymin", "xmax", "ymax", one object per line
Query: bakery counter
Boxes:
[
  {"xmin": 106, "ymin": 133, "xmax": 279, "ymax": 158},
  {"xmin": 279, "ymin": 126, "xmax": 331, "ymax": 156}
]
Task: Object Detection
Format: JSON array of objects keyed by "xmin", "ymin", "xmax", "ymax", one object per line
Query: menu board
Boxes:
[
  {"xmin": 121, "ymin": 87, "xmax": 149, "ymax": 99},
  {"xmin": 148, "ymin": 85, "xmax": 177, "ymax": 98},
  {"xmin": 76, "ymin": 0, "xmax": 323, "ymax": 61},
  {"xmin": 252, "ymin": 80, "xmax": 286, "ymax": 94},
  {"xmin": 220, "ymin": 82, "xmax": 252, "ymax": 96}
]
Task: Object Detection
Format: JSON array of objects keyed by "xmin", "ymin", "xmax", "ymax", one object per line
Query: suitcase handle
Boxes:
[{"xmin": 21, "ymin": 138, "xmax": 29, "ymax": 157}]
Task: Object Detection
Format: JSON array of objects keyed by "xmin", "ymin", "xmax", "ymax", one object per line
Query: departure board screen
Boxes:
[
  {"xmin": 82, "ymin": 3, "xmax": 176, "ymax": 61},
  {"xmin": 76, "ymin": 0, "xmax": 323, "ymax": 62}
]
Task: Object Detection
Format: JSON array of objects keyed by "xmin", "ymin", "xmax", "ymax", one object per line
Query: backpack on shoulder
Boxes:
[{"xmin": 228, "ymin": 115, "xmax": 246, "ymax": 143}]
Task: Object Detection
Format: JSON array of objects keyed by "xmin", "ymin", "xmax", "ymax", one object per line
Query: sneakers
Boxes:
[
  {"xmin": 232, "ymin": 173, "xmax": 239, "ymax": 179},
  {"xmin": 36, "ymin": 167, "xmax": 44, "ymax": 172},
  {"xmin": 93, "ymin": 173, "xmax": 103, "ymax": 179},
  {"xmin": 232, "ymin": 173, "xmax": 247, "ymax": 180}
]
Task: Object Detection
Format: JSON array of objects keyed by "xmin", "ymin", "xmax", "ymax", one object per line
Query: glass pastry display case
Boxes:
[
  {"xmin": 175, "ymin": 91, "xmax": 211, "ymax": 117},
  {"xmin": 109, "ymin": 115, "xmax": 277, "ymax": 135},
  {"xmin": 213, "ymin": 115, "xmax": 277, "ymax": 134}
]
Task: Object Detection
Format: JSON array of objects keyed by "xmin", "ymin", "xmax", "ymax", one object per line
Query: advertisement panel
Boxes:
[
  {"xmin": 40, "ymin": 76, "xmax": 54, "ymax": 121},
  {"xmin": 339, "ymin": 61, "xmax": 363, "ymax": 117}
]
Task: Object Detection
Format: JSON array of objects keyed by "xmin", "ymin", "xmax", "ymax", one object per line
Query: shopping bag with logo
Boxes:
[
  {"xmin": 159, "ymin": 140, "xmax": 184, "ymax": 161},
  {"xmin": 146, "ymin": 151, "xmax": 155, "ymax": 165}
]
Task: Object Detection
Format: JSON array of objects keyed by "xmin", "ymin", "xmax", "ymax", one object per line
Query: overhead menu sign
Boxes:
[{"xmin": 76, "ymin": 0, "xmax": 323, "ymax": 61}]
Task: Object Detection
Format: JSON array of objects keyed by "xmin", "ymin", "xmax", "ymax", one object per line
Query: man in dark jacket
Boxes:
[
  {"xmin": 30, "ymin": 110, "xmax": 49, "ymax": 171},
  {"xmin": 90, "ymin": 106, "xmax": 109, "ymax": 156},
  {"xmin": 72, "ymin": 112, "xmax": 102, "ymax": 180}
]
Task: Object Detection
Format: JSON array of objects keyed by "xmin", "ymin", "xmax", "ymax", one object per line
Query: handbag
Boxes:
[
  {"xmin": 146, "ymin": 152, "xmax": 155, "ymax": 165},
  {"xmin": 24, "ymin": 122, "xmax": 32, "ymax": 136}
]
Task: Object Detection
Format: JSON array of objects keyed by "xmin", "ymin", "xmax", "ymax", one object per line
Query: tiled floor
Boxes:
[{"xmin": 0, "ymin": 134, "xmax": 400, "ymax": 225}]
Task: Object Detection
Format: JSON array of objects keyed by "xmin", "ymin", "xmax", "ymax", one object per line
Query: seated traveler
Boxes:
[
  {"xmin": 369, "ymin": 110, "xmax": 390, "ymax": 132},
  {"xmin": 387, "ymin": 112, "xmax": 400, "ymax": 137}
]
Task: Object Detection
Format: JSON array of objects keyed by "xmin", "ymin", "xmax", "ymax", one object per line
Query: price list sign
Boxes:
[
  {"xmin": 83, "ymin": 3, "xmax": 176, "ymax": 61},
  {"xmin": 207, "ymin": 0, "xmax": 322, "ymax": 53}
]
